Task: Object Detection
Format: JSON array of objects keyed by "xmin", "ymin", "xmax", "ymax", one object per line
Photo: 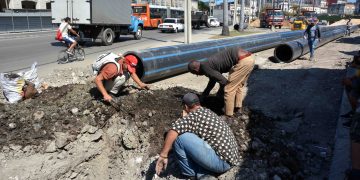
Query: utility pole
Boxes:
[
  {"xmin": 271, "ymin": 0, "xmax": 275, "ymax": 31},
  {"xmin": 288, "ymin": 0, "xmax": 290, "ymax": 13},
  {"xmin": 258, "ymin": 0, "xmax": 262, "ymax": 18},
  {"xmin": 5, "ymin": 0, "xmax": 8, "ymax": 9},
  {"xmin": 222, "ymin": 0, "xmax": 230, "ymax": 35},
  {"xmin": 240, "ymin": 0, "xmax": 245, "ymax": 31},
  {"xmin": 184, "ymin": 0, "xmax": 192, "ymax": 43},
  {"xmin": 313, "ymin": 0, "xmax": 315, "ymax": 12},
  {"xmin": 234, "ymin": 0, "xmax": 238, "ymax": 28}
]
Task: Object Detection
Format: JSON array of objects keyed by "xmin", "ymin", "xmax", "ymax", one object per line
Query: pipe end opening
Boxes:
[{"xmin": 275, "ymin": 45, "xmax": 293, "ymax": 63}]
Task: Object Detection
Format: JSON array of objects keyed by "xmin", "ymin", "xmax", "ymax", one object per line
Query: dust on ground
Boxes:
[
  {"xmin": 0, "ymin": 31, "xmax": 359, "ymax": 179},
  {"xmin": 331, "ymin": 18, "xmax": 360, "ymax": 26}
]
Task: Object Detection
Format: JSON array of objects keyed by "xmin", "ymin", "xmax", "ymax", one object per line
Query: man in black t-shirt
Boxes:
[
  {"xmin": 155, "ymin": 93, "xmax": 239, "ymax": 179},
  {"xmin": 188, "ymin": 47, "xmax": 255, "ymax": 118}
]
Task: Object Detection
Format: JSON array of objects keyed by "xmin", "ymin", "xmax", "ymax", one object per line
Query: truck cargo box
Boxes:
[{"xmin": 51, "ymin": 0, "xmax": 131, "ymax": 25}]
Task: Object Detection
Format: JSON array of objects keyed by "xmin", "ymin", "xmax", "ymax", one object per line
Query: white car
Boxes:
[
  {"xmin": 158, "ymin": 18, "xmax": 184, "ymax": 33},
  {"xmin": 208, "ymin": 17, "xmax": 220, "ymax": 27}
]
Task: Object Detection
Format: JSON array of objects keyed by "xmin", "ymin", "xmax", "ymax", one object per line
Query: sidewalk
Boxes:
[{"xmin": 329, "ymin": 67, "xmax": 355, "ymax": 180}]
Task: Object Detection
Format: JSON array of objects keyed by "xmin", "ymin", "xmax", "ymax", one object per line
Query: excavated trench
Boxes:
[{"xmin": 0, "ymin": 83, "xmax": 320, "ymax": 179}]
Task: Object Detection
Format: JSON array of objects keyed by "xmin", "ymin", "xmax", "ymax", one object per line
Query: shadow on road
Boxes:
[
  {"xmin": 232, "ymin": 67, "xmax": 346, "ymax": 179},
  {"xmin": 335, "ymin": 35, "xmax": 360, "ymax": 45},
  {"xmin": 50, "ymin": 41, "xmax": 65, "ymax": 47}
]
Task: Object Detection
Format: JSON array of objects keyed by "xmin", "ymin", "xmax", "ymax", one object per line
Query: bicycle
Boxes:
[{"xmin": 57, "ymin": 37, "xmax": 85, "ymax": 64}]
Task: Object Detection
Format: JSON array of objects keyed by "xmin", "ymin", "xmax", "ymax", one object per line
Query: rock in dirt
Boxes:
[
  {"xmin": 83, "ymin": 109, "xmax": 90, "ymax": 115},
  {"xmin": 54, "ymin": 132, "xmax": 69, "ymax": 149},
  {"xmin": 33, "ymin": 111, "xmax": 45, "ymax": 120},
  {"xmin": 71, "ymin": 107, "xmax": 79, "ymax": 115},
  {"xmin": 218, "ymin": 166, "xmax": 240, "ymax": 180},
  {"xmin": 9, "ymin": 144, "xmax": 22, "ymax": 152},
  {"xmin": 122, "ymin": 130, "xmax": 139, "ymax": 149},
  {"xmin": 45, "ymin": 141, "xmax": 57, "ymax": 153},
  {"xmin": 33, "ymin": 123, "xmax": 42, "ymax": 132},
  {"xmin": 69, "ymin": 172, "xmax": 79, "ymax": 179},
  {"xmin": 8, "ymin": 123, "xmax": 16, "ymax": 130},
  {"xmin": 88, "ymin": 126, "xmax": 98, "ymax": 134},
  {"xmin": 81, "ymin": 124, "xmax": 91, "ymax": 134},
  {"xmin": 81, "ymin": 129, "xmax": 103, "ymax": 142},
  {"xmin": 80, "ymin": 124, "xmax": 98, "ymax": 134}
]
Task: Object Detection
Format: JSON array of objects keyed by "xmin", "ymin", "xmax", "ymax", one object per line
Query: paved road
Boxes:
[{"xmin": 0, "ymin": 28, "xmax": 218, "ymax": 73}]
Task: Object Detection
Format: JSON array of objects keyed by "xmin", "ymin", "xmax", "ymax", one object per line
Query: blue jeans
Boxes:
[
  {"xmin": 173, "ymin": 133, "xmax": 231, "ymax": 178},
  {"xmin": 308, "ymin": 39, "xmax": 318, "ymax": 58}
]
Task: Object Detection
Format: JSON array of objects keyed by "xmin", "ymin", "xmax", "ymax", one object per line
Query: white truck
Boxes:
[{"xmin": 51, "ymin": 0, "xmax": 143, "ymax": 46}]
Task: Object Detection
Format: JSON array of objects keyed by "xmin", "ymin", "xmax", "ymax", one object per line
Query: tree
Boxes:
[
  {"xmin": 198, "ymin": 1, "xmax": 210, "ymax": 12},
  {"xmin": 222, "ymin": 0, "xmax": 230, "ymax": 36}
]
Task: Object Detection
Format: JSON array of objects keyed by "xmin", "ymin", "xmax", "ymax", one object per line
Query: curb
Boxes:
[{"xmin": 329, "ymin": 67, "xmax": 354, "ymax": 179}]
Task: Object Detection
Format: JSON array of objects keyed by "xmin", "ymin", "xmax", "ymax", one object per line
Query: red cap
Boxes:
[{"xmin": 125, "ymin": 55, "xmax": 138, "ymax": 73}]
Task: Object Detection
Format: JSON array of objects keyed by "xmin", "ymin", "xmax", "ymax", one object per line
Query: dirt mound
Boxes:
[
  {"xmin": 0, "ymin": 84, "xmax": 322, "ymax": 179},
  {"xmin": 331, "ymin": 18, "xmax": 360, "ymax": 26},
  {"xmin": 250, "ymin": 19, "xmax": 260, "ymax": 27}
]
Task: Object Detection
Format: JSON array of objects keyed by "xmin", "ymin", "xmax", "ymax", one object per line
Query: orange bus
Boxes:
[
  {"xmin": 131, "ymin": 3, "xmax": 163, "ymax": 28},
  {"xmin": 131, "ymin": 3, "xmax": 184, "ymax": 28}
]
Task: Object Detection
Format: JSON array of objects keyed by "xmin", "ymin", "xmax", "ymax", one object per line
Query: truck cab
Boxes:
[
  {"xmin": 302, "ymin": 10, "xmax": 318, "ymax": 23},
  {"xmin": 290, "ymin": 16, "xmax": 307, "ymax": 31},
  {"xmin": 260, "ymin": 9, "xmax": 285, "ymax": 29}
]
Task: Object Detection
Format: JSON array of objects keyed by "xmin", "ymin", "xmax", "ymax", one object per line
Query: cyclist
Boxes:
[{"xmin": 58, "ymin": 17, "xmax": 79, "ymax": 55}]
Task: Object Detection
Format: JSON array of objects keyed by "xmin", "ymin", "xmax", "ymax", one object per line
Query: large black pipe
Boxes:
[
  {"xmin": 274, "ymin": 28, "xmax": 346, "ymax": 63},
  {"xmin": 350, "ymin": 24, "xmax": 359, "ymax": 33},
  {"xmin": 124, "ymin": 25, "xmax": 347, "ymax": 82},
  {"xmin": 125, "ymin": 31, "xmax": 304, "ymax": 82}
]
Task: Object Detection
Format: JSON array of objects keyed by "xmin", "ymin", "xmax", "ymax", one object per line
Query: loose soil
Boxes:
[{"xmin": 0, "ymin": 82, "xmax": 329, "ymax": 179}]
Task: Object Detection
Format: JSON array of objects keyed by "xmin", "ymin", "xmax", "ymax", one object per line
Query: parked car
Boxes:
[
  {"xmin": 158, "ymin": 18, "xmax": 184, "ymax": 33},
  {"xmin": 208, "ymin": 17, "xmax": 220, "ymax": 27}
]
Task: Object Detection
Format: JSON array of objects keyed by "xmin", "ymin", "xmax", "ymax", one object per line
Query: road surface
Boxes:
[{"xmin": 0, "ymin": 28, "xmax": 218, "ymax": 73}]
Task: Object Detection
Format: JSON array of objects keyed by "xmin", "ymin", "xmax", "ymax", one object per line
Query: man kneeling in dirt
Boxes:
[
  {"xmin": 156, "ymin": 93, "xmax": 239, "ymax": 179},
  {"xmin": 93, "ymin": 53, "xmax": 149, "ymax": 102},
  {"xmin": 188, "ymin": 47, "xmax": 255, "ymax": 119}
]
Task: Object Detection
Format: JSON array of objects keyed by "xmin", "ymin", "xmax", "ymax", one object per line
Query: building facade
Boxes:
[
  {"xmin": 1, "ymin": 0, "xmax": 50, "ymax": 10},
  {"xmin": 355, "ymin": 0, "xmax": 360, "ymax": 14},
  {"xmin": 328, "ymin": 3, "xmax": 355, "ymax": 15}
]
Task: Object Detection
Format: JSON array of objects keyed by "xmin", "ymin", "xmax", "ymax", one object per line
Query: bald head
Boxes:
[{"xmin": 188, "ymin": 60, "xmax": 201, "ymax": 75}]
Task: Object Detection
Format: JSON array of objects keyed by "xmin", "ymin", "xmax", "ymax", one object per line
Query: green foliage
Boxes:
[
  {"xmin": 317, "ymin": 14, "xmax": 342, "ymax": 24},
  {"xmin": 198, "ymin": 1, "xmax": 209, "ymax": 12}
]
